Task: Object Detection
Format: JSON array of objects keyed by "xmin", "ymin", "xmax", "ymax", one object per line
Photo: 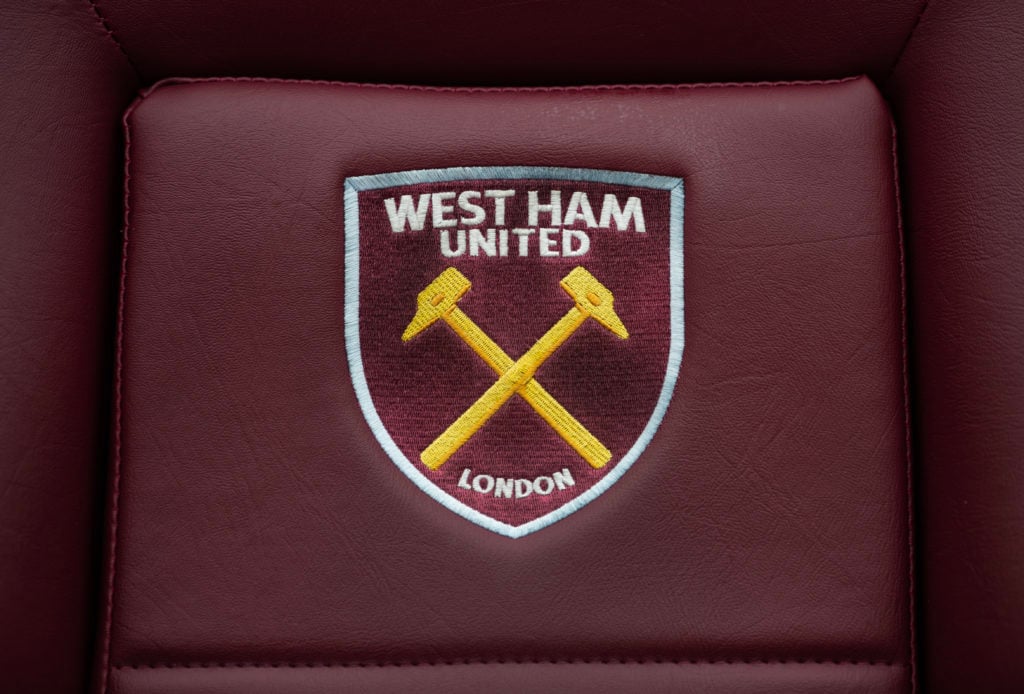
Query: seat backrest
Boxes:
[{"xmin": 1, "ymin": 1, "xmax": 1021, "ymax": 692}]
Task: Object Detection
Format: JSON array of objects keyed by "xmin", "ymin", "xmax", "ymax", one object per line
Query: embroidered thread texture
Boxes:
[
  {"xmin": 411, "ymin": 266, "xmax": 627, "ymax": 469},
  {"xmin": 402, "ymin": 267, "xmax": 613, "ymax": 468},
  {"xmin": 343, "ymin": 166, "xmax": 683, "ymax": 536}
]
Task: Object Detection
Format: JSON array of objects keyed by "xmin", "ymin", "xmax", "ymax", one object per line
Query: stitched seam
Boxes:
[
  {"xmin": 141, "ymin": 74, "xmax": 862, "ymax": 95},
  {"xmin": 84, "ymin": 0, "xmax": 141, "ymax": 80},
  {"xmin": 885, "ymin": 0, "xmax": 929, "ymax": 81},
  {"xmin": 889, "ymin": 119, "xmax": 916, "ymax": 693},
  {"xmin": 103, "ymin": 74, "xmax": 901, "ymax": 686},
  {"xmin": 114, "ymin": 659, "xmax": 902, "ymax": 669},
  {"xmin": 99, "ymin": 96, "xmax": 143, "ymax": 694}
]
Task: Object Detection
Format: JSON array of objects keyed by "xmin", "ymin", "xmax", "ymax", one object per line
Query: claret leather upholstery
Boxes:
[{"xmin": 1, "ymin": 2, "xmax": 1021, "ymax": 693}]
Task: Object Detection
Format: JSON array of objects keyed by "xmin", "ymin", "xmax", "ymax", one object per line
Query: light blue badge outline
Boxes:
[{"xmin": 344, "ymin": 166, "xmax": 684, "ymax": 538}]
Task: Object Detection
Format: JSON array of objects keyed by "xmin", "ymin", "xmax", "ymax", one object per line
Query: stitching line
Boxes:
[
  {"xmin": 84, "ymin": 0, "xmax": 141, "ymax": 79},
  {"xmin": 103, "ymin": 74, "xmax": 909, "ymax": 685},
  {"xmin": 99, "ymin": 95, "xmax": 141, "ymax": 694},
  {"xmin": 114, "ymin": 659, "xmax": 902, "ymax": 670},
  {"xmin": 890, "ymin": 118, "xmax": 917, "ymax": 692},
  {"xmin": 885, "ymin": 0, "xmax": 929, "ymax": 81},
  {"xmin": 141, "ymin": 74, "xmax": 862, "ymax": 95}
]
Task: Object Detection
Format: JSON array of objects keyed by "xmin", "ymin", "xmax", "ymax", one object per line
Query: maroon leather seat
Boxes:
[{"xmin": 1, "ymin": 2, "xmax": 1021, "ymax": 692}]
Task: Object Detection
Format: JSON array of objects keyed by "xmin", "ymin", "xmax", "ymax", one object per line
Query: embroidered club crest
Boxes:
[{"xmin": 344, "ymin": 167, "xmax": 684, "ymax": 537}]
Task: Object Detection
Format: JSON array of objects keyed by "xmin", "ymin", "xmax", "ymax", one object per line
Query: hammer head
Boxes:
[
  {"xmin": 560, "ymin": 266, "xmax": 629, "ymax": 339},
  {"xmin": 402, "ymin": 267, "xmax": 472, "ymax": 341}
]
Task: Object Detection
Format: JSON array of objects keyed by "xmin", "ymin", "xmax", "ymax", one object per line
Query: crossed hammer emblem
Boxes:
[{"xmin": 402, "ymin": 266, "xmax": 629, "ymax": 470}]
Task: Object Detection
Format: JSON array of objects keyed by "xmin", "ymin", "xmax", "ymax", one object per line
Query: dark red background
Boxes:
[
  {"xmin": 356, "ymin": 178, "xmax": 674, "ymax": 525},
  {"xmin": 6, "ymin": 1, "xmax": 1023, "ymax": 691},
  {"xmin": 106, "ymin": 77, "xmax": 910, "ymax": 692}
]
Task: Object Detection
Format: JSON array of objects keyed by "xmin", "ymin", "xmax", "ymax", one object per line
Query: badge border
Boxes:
[{"xmin": 343, "ymin": 166, "xmax": 684, "ymax": 538}]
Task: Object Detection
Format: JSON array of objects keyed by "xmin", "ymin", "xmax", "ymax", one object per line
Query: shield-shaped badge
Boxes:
[{"xmin": 344, "ymin": 167, "xmax": 683, "ymax": 537}]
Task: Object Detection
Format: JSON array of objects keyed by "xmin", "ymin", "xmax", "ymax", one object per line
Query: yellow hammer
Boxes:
[
  {"xmin": 420, "ymin": 267, "xmax": 628, "ymax": 470},
  {"xmin": 402, "ymin": 268, "xmax": 612, "ymax": 469}
]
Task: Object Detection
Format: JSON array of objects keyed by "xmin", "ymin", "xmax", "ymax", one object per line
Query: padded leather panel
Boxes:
[
  {"xmin": 103, "ymin": 77, "xmax": 909, "ymax": 692},
  {"xmin": 93, "ymin": 0, "xmax": 925, "ymax": 84},
  {"xmin": 0, "ymin": 3, "xmax": 138, "ymax": 692},
  {"xmin": 887, "ymin": 0, "xmax": 1024, "ymax": 689},
  {"xmin": 111, "ymin": 661, "xmax": 906, "ymax": 694}
]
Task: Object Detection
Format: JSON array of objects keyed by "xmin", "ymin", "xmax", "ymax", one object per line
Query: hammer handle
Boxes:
[
  {"xmin": 446, "ymin": 308, "xmax": 611, "ymax": 468},
  {"xmin": 421, "ymin": 308, "xmax": 587, "ymax": 470}
]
